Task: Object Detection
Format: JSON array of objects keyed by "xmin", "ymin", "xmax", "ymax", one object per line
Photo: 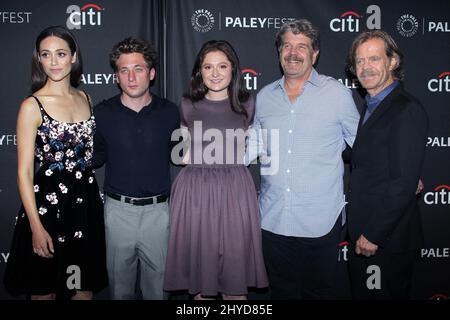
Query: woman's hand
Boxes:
[{"xmin": 32, "ymin": 227, "xmax": 54, "ymax": 258}]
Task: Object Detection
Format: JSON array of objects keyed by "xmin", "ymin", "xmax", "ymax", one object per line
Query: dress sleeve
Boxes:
[{"xmin": 179, "ymin": 98, "xmax": 191, "ymax": 127}]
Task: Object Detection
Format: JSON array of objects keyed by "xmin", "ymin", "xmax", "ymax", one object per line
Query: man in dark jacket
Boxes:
[{"xmin": 346, "ymin": 30, "xmax": 428, "ymax": 299}]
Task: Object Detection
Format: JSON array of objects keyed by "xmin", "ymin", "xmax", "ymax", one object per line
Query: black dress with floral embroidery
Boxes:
[{"xmin": 3, "ymin": 94, "xmax": 108, "ymax": 298}]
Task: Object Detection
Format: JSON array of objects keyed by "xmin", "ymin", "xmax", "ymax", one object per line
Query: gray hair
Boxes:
[{"xmin": 275, "ymin": 19, "xmax": 320, "ymax": 52}]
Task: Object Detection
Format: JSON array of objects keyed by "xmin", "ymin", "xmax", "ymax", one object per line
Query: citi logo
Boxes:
[
  {"xmin": 66, "ymin": 4, "xmax": 103, "ymax": 30},
  {"xmin": 329, "ymin": 5, "xmax": 381, "ymax": 32},
  {"xmin": 428, "ymin": 72, "xmax": 450, "ymax": 92},
  {"xmin": 430, "ymin": 293, "xmax": 449, "ymax": 300},
  {"xmin": 424, "ymin": 185, "xmax": 450, "ymax": 205},
  {"xmin": 338, "ymin": 241, "xmax": 349, "ymax": 262},
  {"xmin": 241, "ymin": 69, "xmax": 259, "ymax": 91},
  {"xmin": 0, "ymin": 134, "xmax": 16, "ymax": 146}
]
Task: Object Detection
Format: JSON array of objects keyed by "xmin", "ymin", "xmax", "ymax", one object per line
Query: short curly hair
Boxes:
[{"xmin": 109, "ymin": 37, "xmax": 158, "ymax": 72}]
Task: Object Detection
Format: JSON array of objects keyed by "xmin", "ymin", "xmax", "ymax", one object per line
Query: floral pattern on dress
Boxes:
[
  {"xmin": 5, "ymin": 95, "xmax": 109, "ymax": 297},
  {"xmin": 35, "ymin": 110, "xmax": 95, "ymax": 175},
  {"xmin": 46, "ymin": 192, "xmax": 58, "ymax": 205},
  {"xmin": 58, "ymin": 183, "xmax": 68, "ymax": 194}
]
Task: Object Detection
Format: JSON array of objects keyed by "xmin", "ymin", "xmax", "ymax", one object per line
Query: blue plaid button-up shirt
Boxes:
[{"xmin": 247, "ymin": 69, "xmax": 360, "ymax": 237}]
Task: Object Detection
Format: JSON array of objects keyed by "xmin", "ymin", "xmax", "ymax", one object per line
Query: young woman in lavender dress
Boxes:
[{"xmin": 164, "ymin": 40, "xmax": 268, "ymax": 299}]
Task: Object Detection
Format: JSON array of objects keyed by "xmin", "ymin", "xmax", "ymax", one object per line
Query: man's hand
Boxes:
[{"xmin": 355, "ymin": 234, "xmax": 378, "ymax": 257}]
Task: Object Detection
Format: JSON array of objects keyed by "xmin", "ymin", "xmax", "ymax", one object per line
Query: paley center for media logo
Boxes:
[
  {"xmin": 191, "ymin": 9, "xmax": 215, "ymax": 33},
  {"xmin": 421, "ymin": 247, "xmax": 449, "ymax": 259},
  {"xmin": 427, "ymin": 136, "xmax": 450, "ymax": 148},
  {"xmin": 191, "ymin": 8, "xmax": 295, "ymax": 32},
  {"xmin": 0, "ymin": 252, "xmax": 8, "ymax": 264},
  {"xmin": 397, "ymin": 13, "xmax": 449, "ymax": 37},
  {"xmin": 0, "ymin": 11, "xmax": 32, "ymax": 24},
  {"xmin": 397, "ymin": 14, "xmax": 419, "ymax": 37},
  {"xmin": 80, "ymin": 73, "xmax": 117, "ymax": 85},
  {"xmin": 423, "ymin": 184, "xmax": 450, "ymax": 205},
  {"xmin": 338, "ymin": 78, "xmax": 360, "ymax": 89},
  {"xmin": 66, "ymin": 4, "xmax": 104, "ymax": 30},
  {"xmin": 428, "ymin": 71, "xmax": 450, "ymax": 93},
  {"xmin": 329, "ymin": 5, "xmax": 381, "ymax": 32},
  {"xmin": 0, "ymin": 134, "xmax": 16, "ymax": 146}
]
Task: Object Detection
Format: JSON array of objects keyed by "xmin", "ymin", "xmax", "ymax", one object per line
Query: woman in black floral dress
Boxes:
[{"xmin": 3, "ymin": 26, "xmax": 108, "ymax": 300}]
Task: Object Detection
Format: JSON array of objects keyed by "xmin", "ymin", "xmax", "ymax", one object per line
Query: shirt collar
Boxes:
[
  {"xmin": 117, "ymin": 93, "xmax": 158, "ymax": 107},
  {"xmin": 273, "ymin": 68, "xmax": 320, "ymax": 91},
  {"xmin": 365, "ymin": 80, "xmax": 399, "ymax": 112}
]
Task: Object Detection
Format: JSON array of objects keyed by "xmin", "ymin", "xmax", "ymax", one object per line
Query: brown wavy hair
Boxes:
[
  {"xmin": 347, "ymin": 30, "xmax": 404, "ymax": 80},
  {"xmin": 187, "ymin": 40, "xmax": 249, "ymax": 120}
]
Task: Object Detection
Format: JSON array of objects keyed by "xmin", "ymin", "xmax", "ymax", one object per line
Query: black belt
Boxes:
[{"xmin": 105, "ymin": 192, "xmax": 168, "ymax": 206}]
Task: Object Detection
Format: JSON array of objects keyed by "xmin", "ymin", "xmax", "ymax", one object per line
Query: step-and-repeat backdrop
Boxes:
[{"xmin": 0, "ymin": 0, "xmax": 448, "ymax": 299}]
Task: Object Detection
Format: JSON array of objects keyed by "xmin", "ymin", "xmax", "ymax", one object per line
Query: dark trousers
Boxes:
[
  {"xmin": 262, "ymin": 217, "xmax": 342, "ymax": 300},
  {"xmin": 347, "ymin": 243, "xmax": 416, "ymax": 299}
]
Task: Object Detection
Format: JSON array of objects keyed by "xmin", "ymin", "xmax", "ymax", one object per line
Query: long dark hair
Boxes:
[
  {"xmin": 31, "ymin": 26, "xmax": 83, "ymax": 93},
  {"xmin": 187, "ymin": 40, "xmax": 249, "ymax": 119}
]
